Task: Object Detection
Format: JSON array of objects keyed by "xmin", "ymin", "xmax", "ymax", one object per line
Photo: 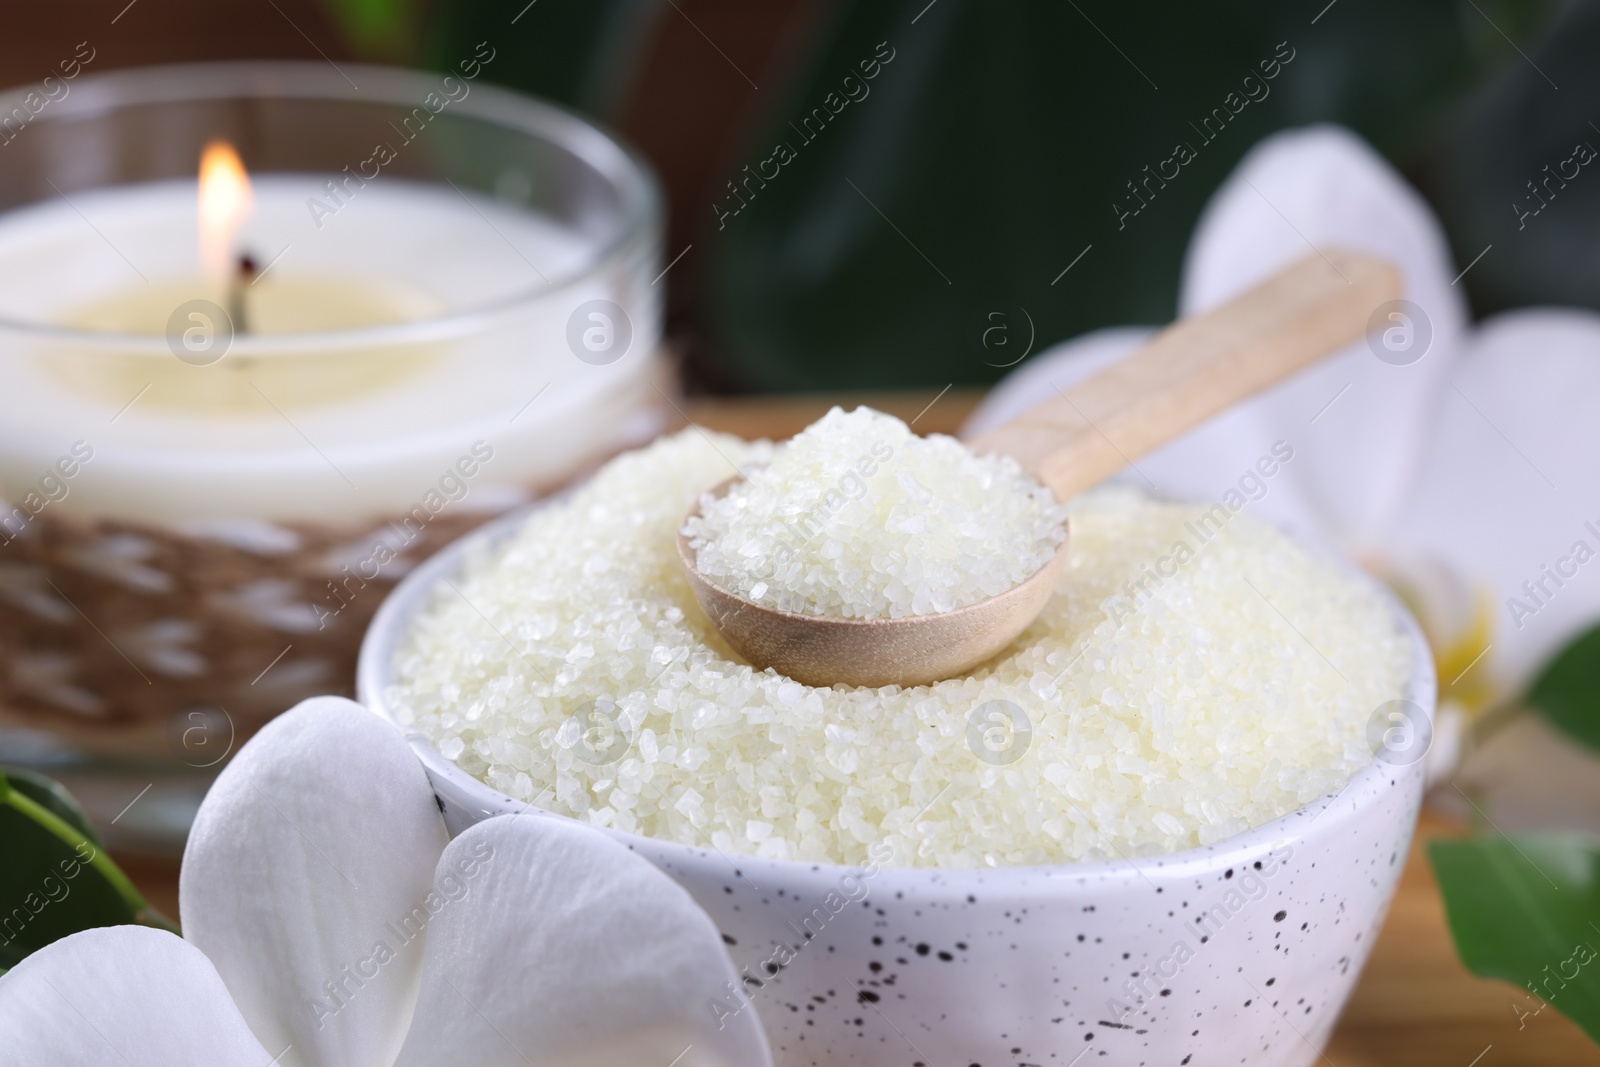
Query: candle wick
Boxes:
[{"xmin": 229, "ymin": 253, "xmax": 258, "ymax": 335}]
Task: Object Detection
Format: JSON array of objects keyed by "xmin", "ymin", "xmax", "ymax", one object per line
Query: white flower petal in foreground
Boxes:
[
  {"xmin": 0, "ymin": 697, "xmax": 771, "ymax": 1067},
  {"xmin": 181, "ymin": 696, "xmax": 448, "ymax": 1067},
  {"xmin": 394, "ymin": 817, "xmax": 774, "ymax": 1067},
  {"xmin": 0, "ymin": 926, "xmax": 270, "ymax": 1066}
]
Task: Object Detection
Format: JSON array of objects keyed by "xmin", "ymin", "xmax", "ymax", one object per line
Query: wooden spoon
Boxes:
[{"xmin": 678, "ymin": 248, "xmax": 1399, "ymax": 688}]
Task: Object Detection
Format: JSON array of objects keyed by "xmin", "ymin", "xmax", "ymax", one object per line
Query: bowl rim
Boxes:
[
  {"xmin": 0, "ymin": 60, "xmax": 662, "ymax": 354},
  {"xmin": 358, "ymin": 493, "xmax": 1437, "ymax": 886}
]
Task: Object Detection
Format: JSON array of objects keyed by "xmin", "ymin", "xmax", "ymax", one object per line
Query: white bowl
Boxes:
[{"xmin": 359, "ymin": 503, "xmax": 1435, "ymax": 1067}]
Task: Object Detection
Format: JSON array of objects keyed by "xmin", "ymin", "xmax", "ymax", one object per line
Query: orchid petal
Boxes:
[
  {"xmin": 959, "ymin": 324, "xmax": 1340, "ymax": 525},
  {"xmin": 1171, "ymin": 124, "xmax": 1468, "ymax": 544},
  {"xmin": 391, "ymin": 814, "xmax": 773, "ymax": 1067},
  {"xmin": 967, "ymin": 128, "xmax": 1464, "ymax": 548},
  {"xmin": 963, "ymin": 325, "xmax": 1328, "ymax": 541},
  {"xmin": 1389, "ymin": 309, "xmax": 1600, "ymax": 690},
  {"xmin": 0, "ymin": 926, "xmax": 271, "ymax": 1067},
  {"xmin": 180, "ymin": 697, "xmax": 449, "ymax": 1067},
  {"xmin": 961, "ymin": 326, "xmax": 1154, "ymax": 437}
]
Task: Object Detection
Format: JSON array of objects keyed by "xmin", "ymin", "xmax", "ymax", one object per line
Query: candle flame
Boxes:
[{"xmin": 198, "ymin": 140, "xmax": 253, "ymax": 277}]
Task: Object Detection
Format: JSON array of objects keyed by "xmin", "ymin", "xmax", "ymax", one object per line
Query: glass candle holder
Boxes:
[{"xmin": 0, "ymin": 60, "xmax": 665, "ymax": 848}]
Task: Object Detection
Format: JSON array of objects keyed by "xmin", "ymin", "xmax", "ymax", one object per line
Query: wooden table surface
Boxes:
[{"xmin": 110, "ymin": 390, "xmax": 1600, "ymax": 1067}]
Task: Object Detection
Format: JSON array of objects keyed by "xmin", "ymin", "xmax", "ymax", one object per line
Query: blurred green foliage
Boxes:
[
  {"xmin": 1411, "ymin": 1, "xmax": 1600, "ymax": 317},
  {"xmin": 703, "ymin": 0, "xmax": 1560, "ymax": 390},
  {"xmin": 424, "ymin": 0, "xmax": 667, "ymax": 118},
  {"xmin": 330, "ymin": 0, "xmax": 1583, "ymax": 390},
  {"xmin": 321, "ymin": 0, "xmax": 666, "ymax": 118},
  {"xmin": 320, "ymin": 0, "xmax": 420, "ymax": 61}
]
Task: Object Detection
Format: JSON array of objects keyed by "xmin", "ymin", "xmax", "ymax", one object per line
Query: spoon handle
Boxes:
[{"xmin": 968, "ymin": 248, "xmax": 1400, "ymax": 502}]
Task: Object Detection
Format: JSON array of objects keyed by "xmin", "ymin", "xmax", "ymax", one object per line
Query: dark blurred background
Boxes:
[{"xmin": 6, "ymin": 0, "xmax": 1593, "ymax": 393}]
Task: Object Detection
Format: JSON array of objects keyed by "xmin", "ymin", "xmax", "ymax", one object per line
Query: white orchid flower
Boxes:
[
  {"xmin": 967, "ymin": 124, "xmax": 1600, "ymax": 794},
  {"xmin": 0, "ymin": 697, "xmax": 771, "ymax": 1067}
]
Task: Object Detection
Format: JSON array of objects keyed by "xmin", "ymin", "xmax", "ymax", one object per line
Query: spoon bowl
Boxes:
[{"xmin": 677, "ymin": 475, "xmax": 1071, "ymax": 688}]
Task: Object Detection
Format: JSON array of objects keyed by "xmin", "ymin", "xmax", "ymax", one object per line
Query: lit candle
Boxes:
[
  {"xmin": 0, "ymin": 63, "xmax": 662, "ymax": 785},
  {"xmin": 0, "ymin": 145, "xmax": 659, "ymax": 524}
]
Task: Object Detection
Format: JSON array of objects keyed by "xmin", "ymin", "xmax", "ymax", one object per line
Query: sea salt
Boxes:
[
  {"xmin": 681, "ymin": 406, "xmax": 1070, "ymax": 618},
  {"xmin": 389, "ymin": 429, "xmax": 1413, "ymax": 868}
]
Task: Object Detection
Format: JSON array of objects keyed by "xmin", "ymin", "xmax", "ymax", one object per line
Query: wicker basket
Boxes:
[{"xmin": 0, "ymin": 401, "xmax": 671, "ymax": 766}]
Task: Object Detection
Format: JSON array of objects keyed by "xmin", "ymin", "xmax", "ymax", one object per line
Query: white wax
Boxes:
[{"xmin": 0, "ymin": 177, "xmax": 661, "ymax": 526}]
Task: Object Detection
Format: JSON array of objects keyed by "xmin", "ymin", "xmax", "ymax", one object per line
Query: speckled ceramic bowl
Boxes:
[{"xmin": 359, "ymin": 504, "xmax": 1435, "ymax": 1067}]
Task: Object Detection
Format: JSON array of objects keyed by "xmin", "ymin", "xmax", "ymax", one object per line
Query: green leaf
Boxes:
[
  {"xmin": 1527, "ymin": 623, "xmax": 1600, "ymax": 754},
  {"xmin": 318, "ymin": 0, "xmax": 420, "ymax": 60},
  {"xmin": 1430, "ymin": 835, "xmax": 1600, "ymax": 1044},
  {"xmin": 2, "ymin": 767, "xmax": 103, "ymax": 849},
  {"xmin": 0, "ymin": 769, "xmax": 177, "ymax": 969}
]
